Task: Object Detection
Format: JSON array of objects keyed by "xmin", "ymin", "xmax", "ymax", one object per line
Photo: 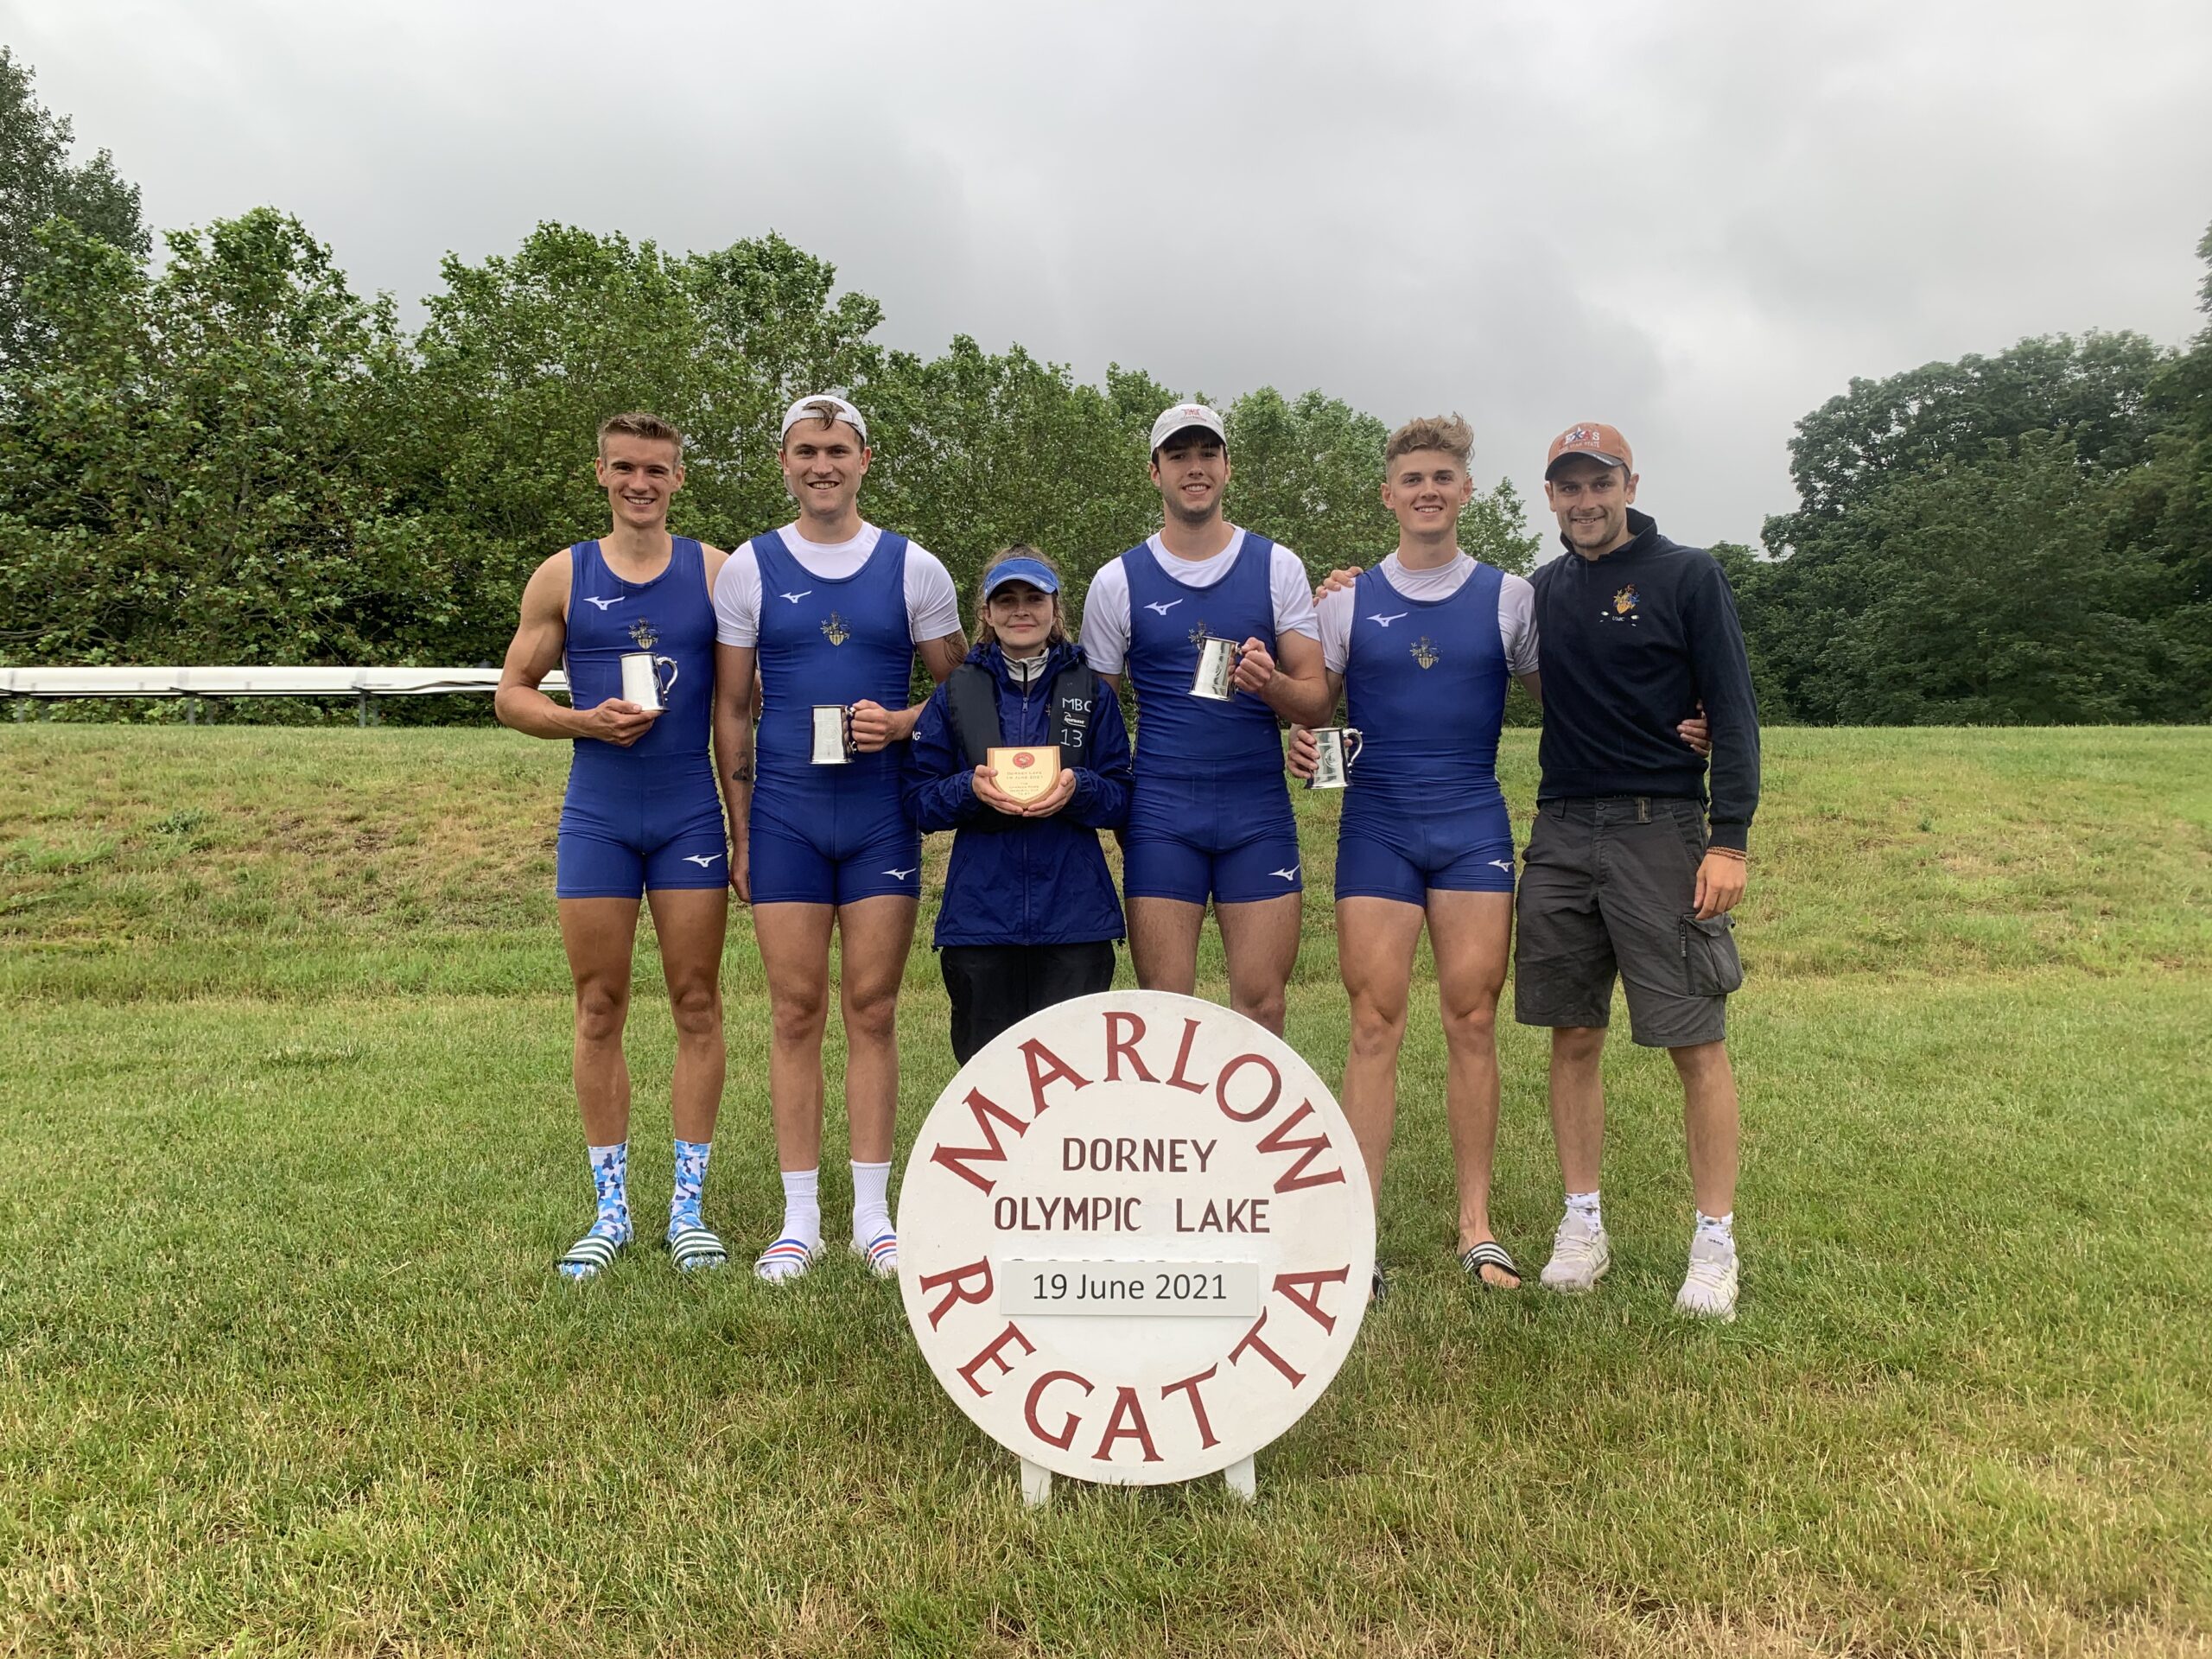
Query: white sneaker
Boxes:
[
  {"xmin": 1540, "ymin": 1210, "xmax": 1611, "ymax": 1293},
  {"xmin": 1675, "ymin": 1234, "xmax": 1739, "ymax": 1321}
]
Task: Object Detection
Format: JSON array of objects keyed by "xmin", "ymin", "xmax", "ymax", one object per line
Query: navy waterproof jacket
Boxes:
[{"xmin": 903, "ymin": 640, "xmax": 1132, "ymax": 949}]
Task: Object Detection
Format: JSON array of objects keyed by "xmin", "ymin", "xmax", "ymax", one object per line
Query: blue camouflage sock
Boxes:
[
  {"xmin": 587, "ymin": 1142, "xmax": 632, "ymax": 1242},
  {"xmin": 670, "ymin": 1138, "xmax": 712, "ymax": 1232}
]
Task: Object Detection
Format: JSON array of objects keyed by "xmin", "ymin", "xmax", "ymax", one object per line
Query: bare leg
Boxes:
[
  {"xmin": 1548, "ymin": 1025, "xmax": 1608, "ymax": 1195},
  {"xmin": 753, "ymin": 901, "xmax": 835, "ymax": 1173},
  {"xmin": 1670, "ymin": 1039, "xmax": 1740, "ymax": 1217},
  {"xmin": 1334, "ymin": 896, "xmax": 1425, "ymax": 1210},
  {"xmin": 1214, "ymin": 892, "xmax": 1302, "ymax": 1035},
  {"xmin": 1128, "ymin": 896, "xmax": 1205, "ymax": 995},
  {"xmin": 558, "ymin": 897, "xmax": 642, "ymax": 1147},
  {"xmin": 833, "ymin": 894, "xmax": 918, "ymax": 1164},
  {"xmin": 1427, "ymin": 890, "xmax": 1515, "ymax": 1281},
  {"xmin": 645, "ymin": 887, "xmax": 728, "ymax": 1144}
]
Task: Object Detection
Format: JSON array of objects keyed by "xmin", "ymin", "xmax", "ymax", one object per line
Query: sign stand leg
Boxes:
[
  {"xmin": 1224, "ymin": 1456, "xmax": 1255, "ymax": 1501},
  {"xmin": 1020, "ymin": 1459, "xmax": 1052, "ymax": 1508}
]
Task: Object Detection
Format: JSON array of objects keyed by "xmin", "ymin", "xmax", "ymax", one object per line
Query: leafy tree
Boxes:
[
  {"xmin": 1222, "ymin": 387, "xmax": 1393, "ymax": 574},
  {"xmin": 1769, "ymin": 436, "xmax": 2175, "ymax": 725},
  {"xmin": 0, "ymin": 210, "xmax": 427, "ymax": 675},
  {"xmin": 1458, "ymin": 476, "xmax": 1541, "ymax": 577},
  {"xmin": 1757, "ymin": 327, "xmax": 2187, "ymax": 723},
  {"xmin": 861, "ymin": 340, "xmax": 1171, "ymax": 619},
  {"xmin": 1768, "ymin": 330, "xmax": 2171, "ymax": 537},
  {"xmin": 0, "ymin": 47, "xmax": 146, "ymax": 372},
  {"xmin": 2110, "ymin": 219, "xmax": 2212, "ymax": 719},
  {"xmin": 394, "ymin": 226, "xmax": 888, "ymax": 662}
]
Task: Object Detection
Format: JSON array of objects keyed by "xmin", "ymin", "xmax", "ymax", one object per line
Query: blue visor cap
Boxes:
[{"xmin": 982, "ymin": 556, "xmax": 1061, "ymax": 598}]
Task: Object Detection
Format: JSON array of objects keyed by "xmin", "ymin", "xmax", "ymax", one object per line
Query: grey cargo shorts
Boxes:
[{"xmin": 1513, "ymin": 795, "xmax": 1743, "ymax": 1048}]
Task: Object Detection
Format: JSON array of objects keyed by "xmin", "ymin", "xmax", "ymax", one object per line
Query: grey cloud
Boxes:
[{"xmin": 6, "ymin": 0, "xmax": 2209, "ymax": 552}]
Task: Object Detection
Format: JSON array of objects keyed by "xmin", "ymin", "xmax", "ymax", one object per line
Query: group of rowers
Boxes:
[{"xmin": 495, "ymin": 394, "xmax": 1760, "ymax": 1320}]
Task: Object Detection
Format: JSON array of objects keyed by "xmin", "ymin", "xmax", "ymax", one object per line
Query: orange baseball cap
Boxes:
[{"xmin": 1544, "ymin": 422, "xmax": 1633, "ymax": 478}]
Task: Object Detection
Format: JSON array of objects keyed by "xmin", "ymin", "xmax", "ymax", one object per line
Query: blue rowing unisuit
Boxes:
[
  {"xmin": 1119, "ymin": 533, "xmax": 1301, "ymax": 904},
  {"xmin": 1122, "ymin": 533, "xmax": 1282, "ymax": 780},
  {"xmin": 556, "ymin": 537, "xmax": 727, "ymax": 898},
  {"xmin": 747, "ymin": 529, "xmax": 922, "ymax": 905},
  {"xmin": 1335, "ymin": 560, "xmax": 1515, "ymax": 901},
  {"xmin": 1344, "ymin": 561, "xmax": 1508, "ymax": 800},
  {"xmin": 751, "ymin": 531, "xmax": 915, "ymax": 782}
]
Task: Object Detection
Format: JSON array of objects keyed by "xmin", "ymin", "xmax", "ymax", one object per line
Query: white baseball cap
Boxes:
[
  {"xmin": 779, "ymin": 394, "xmax": 869, "ymax": 445},
  {"xmin": 1149, "ymin": 402, "xmax": 1228, "ymax": 455}
]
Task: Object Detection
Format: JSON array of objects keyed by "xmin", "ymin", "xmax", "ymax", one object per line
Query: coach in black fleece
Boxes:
[{"xmin": 1516, "ymin": 420, "xmax": 1758, "ymax": 1323}]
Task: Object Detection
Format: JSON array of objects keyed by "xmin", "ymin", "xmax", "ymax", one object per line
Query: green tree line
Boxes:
[
  {"xmin": 1738, "ymin": 298, "xmax": 2212, "ymax": 723},
  {"xmin": 0, "ymin": 49, "xmax": 2205, "ymax": 725}
]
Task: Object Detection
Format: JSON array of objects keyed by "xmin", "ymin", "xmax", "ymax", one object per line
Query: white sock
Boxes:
[
  {"xmin": 779, "ymin": 1167, "xmax": 821, "ymax": 1250},
  {"xmin": 1694, "ymin": 1210, "xmax": 1736, "ymax": 1253},
  {"xmin": 852, "ymin": 1160, "xmax": 893, "ymax": 1244},
  {"xmin": 1566, "ymin": 1190, "xmax": 1603, "ymax": 1232}
]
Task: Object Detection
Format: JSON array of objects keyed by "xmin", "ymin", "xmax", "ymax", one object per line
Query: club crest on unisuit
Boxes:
[
  {"xmin": 1410, "ymin": 635, "xmax": 1440, "ymax": 670},
  {"xmin": 821, "ymin": 612, "xmax": 851, "ymax": 646},
  {"xmin": 627, "ymin": 617, "xmax": 659, "ymax": 651}
]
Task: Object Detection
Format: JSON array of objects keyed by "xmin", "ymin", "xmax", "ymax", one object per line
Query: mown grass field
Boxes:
[{"xmin": 3, "ymin": 725, "xmax": 2209, "ymax": 1657}]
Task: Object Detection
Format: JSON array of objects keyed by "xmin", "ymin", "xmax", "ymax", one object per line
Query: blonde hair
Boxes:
[
  {"xmin": 972, "ymin": 545, "xmax": 1069, "ymax": 651},
  {"xmin": 597, "ymin": 410, "xmax": 683, "ymax": 458},
  {"xmin": 1384, "ymin": 413, "xmax": 1474, "ymax": 470}
]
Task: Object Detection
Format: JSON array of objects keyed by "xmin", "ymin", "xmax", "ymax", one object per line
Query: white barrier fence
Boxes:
[{"xmin": 0, "ymin": 667, "xmax": 569, "ymax": 725}]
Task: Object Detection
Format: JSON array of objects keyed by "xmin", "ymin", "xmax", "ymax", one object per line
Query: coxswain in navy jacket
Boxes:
[
  {"xmin": 1529, "ymin": 508, "xmax": 1761, "ymax": 851},
  {"xmin": 904, "ymin": 639, "xmax": 1133, "ymax": 948}
]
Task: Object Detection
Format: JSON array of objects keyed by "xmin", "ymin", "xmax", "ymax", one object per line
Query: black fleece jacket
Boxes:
[{"xmin": 1529, "ymin": 509, "xmax": 1761, "ymax": 851}]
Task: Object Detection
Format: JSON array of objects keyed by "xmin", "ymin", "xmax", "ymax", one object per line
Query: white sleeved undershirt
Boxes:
[
  {"xmin": 1317, "ymin": 554, "xmax": 1540, "ymax": 677},
  {"xmin": 712, "ymin": 523, "xmax": 962, "ymax": 648},
  {"xmin": 1077, "ymin": 527, "xmax": 1320, "ymax": 677}
]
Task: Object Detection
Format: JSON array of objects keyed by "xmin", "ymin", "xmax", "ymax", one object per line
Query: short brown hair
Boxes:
[
  {"xmin": 597, "ymin": 411, "xmax": 683, "ymax": 458},
  {"xmin": 972, "ymin": 545, "xmax": 1069, "ymax": 651},
  {"xmin": 1384, "ymin": 413, "xmax": 1474, "ymax": 470}
]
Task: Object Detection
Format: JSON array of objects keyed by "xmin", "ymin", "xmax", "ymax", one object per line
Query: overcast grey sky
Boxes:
[{"xmin": 8, "ymin": 0, "xmax": 2210, "ymax": 551}]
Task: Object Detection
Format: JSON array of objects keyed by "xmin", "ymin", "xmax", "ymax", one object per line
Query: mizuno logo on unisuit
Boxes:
[
  {"xmin": 884, "ymin": 867, "xmax": 916, "ymax": 880},
  {"xmin": 1367, "ymin": 612, "xmax": 1408, "ymax": 628},
  {"xmin": 582, "ymin": 595, "xmax": 623, "ymax": 610},
  {"xmin": 682, "ymin": 854, "xmax": 724, "ymax": 868},
  {"xmin": 779, "ymin": 591, "xmax": 812, "ymax": 603},
  {"xmin": 1271, "ymin": 866, "xmax": 1299, "ymax": 881},
  {"xmin": 1145, "ymin": 599, "xmax": 1184, "ymax": 616}
]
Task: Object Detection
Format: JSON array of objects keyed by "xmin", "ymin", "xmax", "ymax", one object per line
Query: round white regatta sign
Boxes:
[{"xmin": 898, "ymin": 990, "xmax": 1373, "ymax": 1485}]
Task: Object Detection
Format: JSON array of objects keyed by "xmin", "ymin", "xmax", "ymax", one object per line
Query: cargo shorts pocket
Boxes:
[
  {"xmin": 1681, "ymin": 914, "xmax": 1744, "ymax": 997},
  {"xmin": 1665, "ymin": 798, "xmax": 1709, "ymax": 861}
]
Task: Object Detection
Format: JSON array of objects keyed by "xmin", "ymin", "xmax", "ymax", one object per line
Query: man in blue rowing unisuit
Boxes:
[
  {"xmin": 496, "ymin": 411, "xmax": 735, "ymax": 1281},
  {"xmin": 713, "ymin": 396, "xmax": 969, "ymax": 1284},
  {"xmin": 1077, "ymin": 402, "xmax": 1325, "ymax": 1037}
]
